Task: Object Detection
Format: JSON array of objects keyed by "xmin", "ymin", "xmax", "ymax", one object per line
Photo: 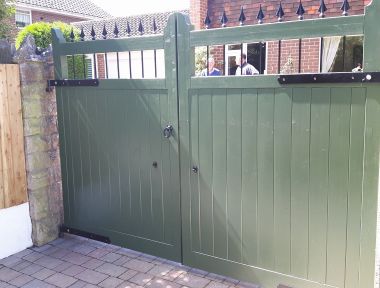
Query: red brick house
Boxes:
[
  {"xmin": 189, "ymin": 0, "xmax": 372, "ymax": 75},
  {"xmin": 9, "ymin": 0, "xmax": 111, "ymax": 40}
]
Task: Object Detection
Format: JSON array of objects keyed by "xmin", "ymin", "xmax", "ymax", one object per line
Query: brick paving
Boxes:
[{"xmin": 0, "ymin": 234, "xmax": 259, "ymax": 288}]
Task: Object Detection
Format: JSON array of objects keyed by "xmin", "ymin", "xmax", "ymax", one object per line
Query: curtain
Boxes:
[{"xmin": 322, "ymin": 36, "xmax": 341, "ymax": 72}]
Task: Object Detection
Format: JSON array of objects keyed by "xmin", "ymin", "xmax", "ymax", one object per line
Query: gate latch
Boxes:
[{"xmin": 163, "ymin": 125, "xmax": 174, "ymax": 138}]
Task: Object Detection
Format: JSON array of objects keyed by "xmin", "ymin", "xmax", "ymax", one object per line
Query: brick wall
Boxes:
[
  {"xmin": 190, "ymin": 0, "xmax": 208, "ymax": 30},
  {"xmin": 191, "ymin": 0, "xmax": 368, "ymax": 74},
  {"xmin": 31, "ymin": 11, "xmax": 85, "ymax": 24}
]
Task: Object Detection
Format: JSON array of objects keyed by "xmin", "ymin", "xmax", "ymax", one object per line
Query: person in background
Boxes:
[
  {"xmin": 352, "ymin": 63, "xmax": 362, "ymax": 72},
  {"xmin": 235, "ymin": 53, "xmax": 259, "ymax": 75},
  {"xmin": 201, "ymin": 58, "xmax": 221, "ymax": 76}
]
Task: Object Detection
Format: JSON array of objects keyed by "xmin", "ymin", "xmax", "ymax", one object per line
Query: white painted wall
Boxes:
[{"xmin": 0, "ymin": 203, "xmax": 33, "ymax": 259}]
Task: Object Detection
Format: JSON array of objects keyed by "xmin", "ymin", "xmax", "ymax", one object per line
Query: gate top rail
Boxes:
[{"xmin": 190, "ymin": 15, "xmax": 364, "ymax": 47}]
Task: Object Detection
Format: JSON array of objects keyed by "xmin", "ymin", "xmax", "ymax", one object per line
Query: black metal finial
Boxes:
[
  {"xmin": 152, "ymin": 18, "xmax": 158, "ymax": 33},
  {"xmin": 102, "ymin": 24, "xmax": 107, "ymax": 39},
  {"xmin": 204, "ymin": 10, "xmax": 211, "ymax": 29},
  {"xmin": 114, "ymin": 23, "xmax": 119, "ymax": 38},
  {"xmin": 70, "ymin": 28, "xmax": 75, "ymax": 42},
  {"xmin": 318, "ymin": 0, "xmax": 327, "ymax": 18},
  {"xmin": 341, "ymin": 0, "xmax": 350, "ymax": 16},
  {"xmin": 91, "ymin": 25, "xmax": 96, "ymax": 40},
  {"xmin": 80, "ymin": 27, "xmax": 85, "ymax": 41},
  {"xmin": 257, "ymin": 4, "xmax": 265, "ymax": 24},
  {"xmin": 220, "ymin": 10, "xmax": 228, "ymax": 27},
  {"xmin": 126, "ymin": 21, "xmax": 131, "ymax": 36},
  {"xmin": 296, "ymin": 0, "xmax": 305, "ymax": 20},
  {"xmin": 238, "ymin": 6, "xmax": 246, "ymax": 25},
  {"xmin": 138, "ymin": 19, "xmax": 144, "ymax": 35},
  {"xmin": 276, "ymin": 2, "xmax": 285, "ymax": 22}
]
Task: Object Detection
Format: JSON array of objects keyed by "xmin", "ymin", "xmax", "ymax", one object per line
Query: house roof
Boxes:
[
  {"xmin": 16, "ymin": 0, "xmax": 112, "ymax": 19},
  {"xmin": 72, "ymin": 10, "xmax": 189, "ymax": 40}
]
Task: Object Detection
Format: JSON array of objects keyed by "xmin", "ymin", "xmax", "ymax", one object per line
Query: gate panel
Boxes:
[
  {"xmin": 56, "ymin": 85, "xmax": 181, "ymax": 260},
  {"xmin": 183, "ymin": 86, "xmax": 369, "ymax": 287}
]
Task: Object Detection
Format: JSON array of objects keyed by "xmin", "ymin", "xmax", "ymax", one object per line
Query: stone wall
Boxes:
[{"xmin": 14, "ymin": 39, "xmax": 63, "ymax": 246}]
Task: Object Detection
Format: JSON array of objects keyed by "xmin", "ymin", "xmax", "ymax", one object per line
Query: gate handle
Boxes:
[{"xmin": 163, "ymin": 125, "xmax": 173, "ymax": 138}]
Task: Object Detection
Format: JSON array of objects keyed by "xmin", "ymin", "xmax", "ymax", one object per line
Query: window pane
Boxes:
[{"xmin": 15, "ymin": 10, "xmax": 31, "ymax": 28}]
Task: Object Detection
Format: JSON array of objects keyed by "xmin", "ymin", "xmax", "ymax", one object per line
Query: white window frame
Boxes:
[{"xmin": 15, "ymin": 9, "xmax": 32, "ymax": 29}]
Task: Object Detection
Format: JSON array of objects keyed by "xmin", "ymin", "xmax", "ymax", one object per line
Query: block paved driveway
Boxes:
[{"xmin": 0, "ymin": 234, "xmax": 259, "ymax": 288}]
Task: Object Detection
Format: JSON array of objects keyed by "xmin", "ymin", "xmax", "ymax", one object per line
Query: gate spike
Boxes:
[
  {"xmin": 138, "ymin": 19, "xmax": 144, "ymax": 35},
  {"xmin": 80, "ymin": 27, "xmax": 85, "ymax": 41},
  {"xmin": 153, "ymin": 18, "xmax": 158, "ymax": 33},
  {"xmin": 220, "ymin": 10, "xmax": 228, "ymax": 27},
  {"xmin": 341, "ymin": 0, "xmax": 350, "ymax": 16},
  {"xmin": 70, "ymin": 28, "xmax": 75, "ymax": 42},
  {"xmin": 204, "ymin": 10, "xmax": 211, "ymax": 29},
  {"xmin": 102, "ymin": 24, "xmax": 107, "ymax": 39},
  {"xmin": 91, "ymin": 25, "xmax": 96, "ymax": 40},
  {"xmin": 296, "ymin": 0, "xmax": 305, "ymax": 20},
  {"xmin": 114, "ymin": 23, "xmax": 119, "ymax": 38},
  {"xmin": 257, "ymin": 4, "xmax": 265, "ymax": 24},
  {"xmin": 126, "ymin": 21, "xmax": 131, "ymax": 36},
  {"xmin": 238, "ymin": 6, "xmax": 246, "ymax": 25},
  {"xmin": 318, "ymin": 0, "xmax": 327, "ymax": 18},
  {"xmin": 276, "ymin": 2, "xmax": 285, "ymax": 22}
]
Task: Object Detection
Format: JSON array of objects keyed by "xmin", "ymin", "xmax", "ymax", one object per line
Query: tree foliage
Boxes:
[
  {"xmin": 16, "ymin": 21, "xmax": 89, "ymax": 79},
  {"xmin": 0, "ymin": 0, "xmax": 15, "ymax": 39}
]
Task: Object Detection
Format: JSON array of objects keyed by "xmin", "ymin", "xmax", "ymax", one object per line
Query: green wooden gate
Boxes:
[{"xmin": 52, "ymin": 2, "xmax": 380, "ymax": 287}]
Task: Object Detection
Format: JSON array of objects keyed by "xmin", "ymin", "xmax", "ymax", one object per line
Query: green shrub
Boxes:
[
  {"xmin": 16, "ymin": 21, "xmax": 89, "ymax": 79},
  {"xmin": 0, "ymin": 0, "xmax": 15, "ymax": 39}
]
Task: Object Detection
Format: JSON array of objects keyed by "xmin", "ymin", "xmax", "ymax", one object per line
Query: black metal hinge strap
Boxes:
[
  {"xmin": 60, "ymin": 225, "xmax": 111, "ymax": 244},
  {"xmin": 278, "ymin": 72, "xmax": 380, "ymax": 84},
  {"xmin": 46, "ymin": 79, "xmax": 99, "ymax": 92}
]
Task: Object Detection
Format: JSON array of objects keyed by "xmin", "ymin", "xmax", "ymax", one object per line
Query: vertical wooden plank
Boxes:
[
  {"xmin": 326, "ymin": 88, "xmax": 351, "ymax": 287},
  {"xmin": 308, "ymin": 88, "xmax": 330, "ymax": 282},
  {"xmin": 242, "ymin": 89, "xmax": 258, "ymax": 266},
  {"xmin": 273, "ymin": 88, "xmax": 292, "ymax": 274},
  {"xmin": 212, "ymin": 89, "xmax": 228, "ymax": 259},
  {"xmin": 0, "ymin": 65, "xmax": 15, "ymax": 208},
  {"xmin": 5, "ymin": 65, "xmax": 27, "ymax": 207},
  {"xmin": 290, "ymin": 88, "xmax": 311, "ymax": 278},
  {"xmin": 0, "ymin": 65, "xmax": 7, "ymax": 209},
  {"xmin": 148, "ymin": 90, "xmax": 164, "ymax": 242},
  {"xmin": 190, "ymin": 90, "xmax": 200, "ymax": 252},
  {"xmin": 226, "ymin": 89, "xmax": 242, "ymax": 263},
  {"xmin": 140, "ymin": 91, "xmax": 153, "ymax": 239},
  {"xmin": 257, "ymin": 89, "xmax": 275, "ymax": 270},
  {"xmin": 199, "ymin": 89, "xmax": 213, "ymax": 255},
  {"xmin": 345, "ymin": 88, "xmax": 365, "ymax": 288},
  {"xmin": 359, "ymin": 86, "xmax": 379, "ymax": 288}
]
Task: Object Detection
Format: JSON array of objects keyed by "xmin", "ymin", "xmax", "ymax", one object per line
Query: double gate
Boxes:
[{"xmin": 52, "ymin": 2, "xmax": 380, "ymax": 287}]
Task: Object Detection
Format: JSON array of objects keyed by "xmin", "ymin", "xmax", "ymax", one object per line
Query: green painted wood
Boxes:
[
  {"xmin": 326, "ymin": 88, "xmax": 351, "ymax": 287},
  {"xmin": 190, "ymin": 15, "xmax": 364, "ymax": 47},
  {"xmin": 212, "ymin": 89, "xmax": 228, "ymax": 259},
  {"xmin": 57, "ymin": 35, "xmax": 164, "ymax": 56},
  {"xmin": 273, "ymin": 88, "xmax": 292, "ymax": 274},
  {"xmin": 189, "ymin": 90, "xmax": 200, "ymax": 252},
  {"xmin": 257, "ymin": 89, "xmax": 275, "ymax": 270},
  {"xmin": 98, "ymin": 80, "xmax": 166, "ymax": 90},
  {"xmin": 308, "ymin": 88, "xmax": 330, "ymax": 283},
  {"xmin": 241, "ymin": 89, "xmax": 258, "ymax": 266},
  {"xmin": 364, "ymin": 0, "xmax": 380, "ymax": 71},
  {"xmin": 51, "ymin": 29, "xmax": 68, "ymax": 79},
  {"xmin": 198, "ymin": 89, "xmax": 214, "ymax": 255},
  {"xmin": 290, "ymin": 88, "xmax": 311, "ymax": 278},
  {"xmin": 226, "ymin": 89, "xmax": 243, "ymax": 263},
  {"xmin": 345, "ymin": 88, "xmax": 366, "ymax": 288},
  {"xmin": 359, "ymin": 86, "xmax": 380, "ymax": 288}
]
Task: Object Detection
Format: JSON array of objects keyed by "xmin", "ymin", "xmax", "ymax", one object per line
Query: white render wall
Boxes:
[{"xmin": 0, "ymin": 203, "xmax": 33, "ymax": 259}]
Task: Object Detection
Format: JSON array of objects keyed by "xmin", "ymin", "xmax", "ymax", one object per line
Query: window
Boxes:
[
  {"xmin": 15, "ymin": 10, "xmax": 31, "ymax": 28},
  {"xmin": 225, "ymin": 43, "xmax": 267, "ymax": 75},
  {"xmin": 321, "ymin": 35, "xmax": 363, "ymax": 72}
]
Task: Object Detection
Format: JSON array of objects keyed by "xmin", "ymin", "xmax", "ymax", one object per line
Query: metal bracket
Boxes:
[
  {"xmin": 60, "ymin": 225, "xmax": 111, "ymax": 244},
  {"xmin": 46, "ymin": 79, "xmax": 99, "ymax": 92},
  {"xmin": 278, "ymin": 72, "xmax": 380, "ymax": 84}
]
